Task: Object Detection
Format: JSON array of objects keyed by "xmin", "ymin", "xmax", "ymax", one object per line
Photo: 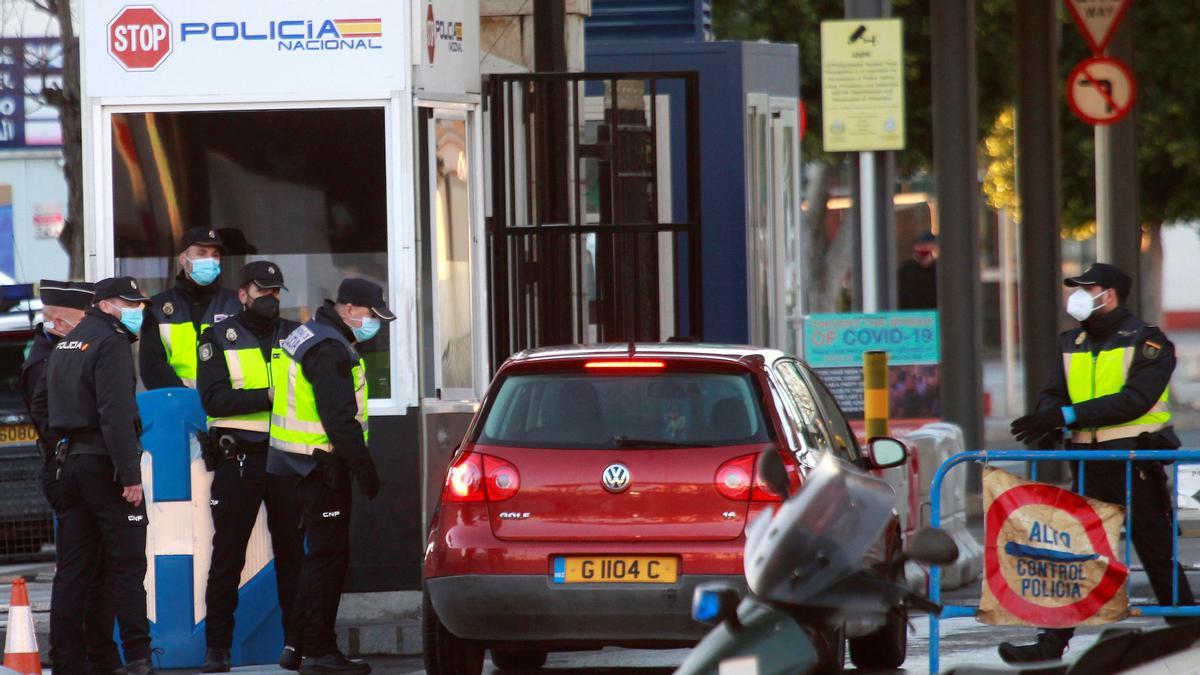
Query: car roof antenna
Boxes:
[{"xmin": 628, "ymin": 340, "xmax": 636, "ymax": 357}]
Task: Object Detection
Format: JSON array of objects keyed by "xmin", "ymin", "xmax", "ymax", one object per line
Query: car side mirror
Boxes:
[
  {"xmin": 691, "ymin": 582, "xmax": 742, "ymax": 627},
  {"xmin": 905, "ymin": 528, "xmax": 959, "ymax": 566},
  {"xmin": 866, "ymin": 437, "xmax": 907, "ymax": 469},
  {"xmin": 758, "ymin": 448, "xmax": 793, "ymax": 499}
]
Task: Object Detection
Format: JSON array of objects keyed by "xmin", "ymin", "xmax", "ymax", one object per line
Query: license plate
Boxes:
[
  {"xmin": 0, "ymin": 424, "xmax": 37, "ymax": 447},
  {"xmin": 552, "ymin": 556, "xmax": 678, "ymax": 584}
]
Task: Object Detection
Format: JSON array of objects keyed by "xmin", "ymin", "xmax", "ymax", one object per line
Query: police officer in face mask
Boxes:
[
  {"xmin": 21, "ymin": 280, "xmax": 121, "ymax": 675},
  {"xmin": 999, "ymin": 263, "xmax": 1194, "ymax": 663},
  {"xmin": 141, "ymin": 227, "xmax": 242, "ymax": 390},
  {"xmin": 268, "ymin": 279, "xmax": 392, "ymax": 674},
  {"xmin": 198, "ymin": 262, "xmax": 305, "ymax": 672},
  {"xmin": 38, "ymin": 277, "xmax": 157, "ymax": 675}
]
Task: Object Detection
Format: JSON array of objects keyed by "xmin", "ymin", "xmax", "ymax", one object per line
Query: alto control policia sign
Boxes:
[
  {"xmin": 83, "ymin": 0, "xmax": 407, "ymax": 98},
  {"xmin": 980, "ymin": 467, "xmax": 1129, "ymax": 627}
]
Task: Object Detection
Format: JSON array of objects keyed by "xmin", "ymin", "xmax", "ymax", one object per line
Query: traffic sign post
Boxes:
[
  {"xmin": 107, "ymin": 5, "xmax": 173, "ymax": 72},
  {"xmin": 1065, "ymin": 0, "xmax": 1132, "ymax": 56},
  {"xmin": 1067, "ymin": 56, "xmax": 1136, "ymax": 126}
]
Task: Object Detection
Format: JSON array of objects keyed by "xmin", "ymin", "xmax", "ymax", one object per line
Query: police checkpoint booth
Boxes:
[{"xmin": 80, "ymin": 0, "xmax": 487, "ymax": 666}]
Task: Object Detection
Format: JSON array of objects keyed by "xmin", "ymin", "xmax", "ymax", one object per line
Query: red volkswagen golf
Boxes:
[{"xmin": 423, "ymin": 344, "xmax": 907, "ymax": 674}]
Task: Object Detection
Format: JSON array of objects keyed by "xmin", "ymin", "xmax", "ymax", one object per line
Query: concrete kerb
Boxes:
[{"xmin": 0, "ymin": 589, "xmax": 426, "ymax": 663}]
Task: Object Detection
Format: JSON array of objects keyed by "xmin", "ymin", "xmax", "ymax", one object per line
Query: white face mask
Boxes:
[{"xmin": 1066, "ymin": 288, "xmax": 1107, "ymax": 322}]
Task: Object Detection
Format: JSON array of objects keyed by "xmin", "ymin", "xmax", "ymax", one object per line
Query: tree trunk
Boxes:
[
  {"xmin": 1140, "ymin": 220, "xmax": 1163, "ymax": 326},
  {"xmin": 803, "ymin": 157, "xmax": 852, "ymax": 313},
  {"xmin": 46, "ymin": 1, "xmax": 85, "ymax": 278}
]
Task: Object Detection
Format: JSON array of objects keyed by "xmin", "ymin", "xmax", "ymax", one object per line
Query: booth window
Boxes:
[{"xmin": 110, "ymin": 108, "xmax": 392, "ymax": 398}]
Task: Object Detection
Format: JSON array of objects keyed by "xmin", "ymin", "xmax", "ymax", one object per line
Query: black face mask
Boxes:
[{"xmin": 247, "ymin": 295, "xmax": 280, "ymax": 322}]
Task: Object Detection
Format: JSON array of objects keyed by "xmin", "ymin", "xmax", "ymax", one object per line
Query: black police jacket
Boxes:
[
  {"xmin": 197, "ymin": 310, "xmax": 298, "ymax": 446},
  {"xmin": 1036, "ymin": 307, "xmax": 1175, "ymax": 445},
  {"xmin": 40, "ymin": 307, "xmax": 143, "ymax": 486},
  {"xmin": 20, "ymin": 325, "xmax": 56, "ymax": 454}
]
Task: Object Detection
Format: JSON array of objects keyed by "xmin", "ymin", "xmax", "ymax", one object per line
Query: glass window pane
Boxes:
[
  {"xmin": 478, "ymin": 372, "xmax": 770, "ymax": 449},
  {"xmin": 433, "ymin": 118, "xmax": 474, "ymax": 393},
  {"xmin": 802, "ymin": 365, "xmax": 861, "ymax": 461},
  {"xmin": 774, "ymin": 362, "xmax": 836, "ymax": 457},
  {"xmin": 110, "ymin": 108, "xmax": 391, "ymax": 398}
]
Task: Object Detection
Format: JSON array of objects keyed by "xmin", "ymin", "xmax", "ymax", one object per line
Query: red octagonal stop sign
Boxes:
[{"xmin": 107, "ymin": 6, "xmax": 173, "ymax": 72}]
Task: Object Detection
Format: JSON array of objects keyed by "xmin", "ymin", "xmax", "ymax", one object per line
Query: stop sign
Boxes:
[{"xmin": 107, "ymin": 6, "xmax": 172, "ymax": 71}]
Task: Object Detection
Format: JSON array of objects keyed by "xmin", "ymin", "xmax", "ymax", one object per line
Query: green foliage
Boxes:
[
  {"xmin": 1060, "ymin": 3, "xmax": 1200, "ymax": 228},
  {"xmin": 715, "ymin": 1, "xmax": 1200, "ymax": 230},
  {"xmin": 713, "ymin": 0, "xmax": 1015, "ymax": 175}
]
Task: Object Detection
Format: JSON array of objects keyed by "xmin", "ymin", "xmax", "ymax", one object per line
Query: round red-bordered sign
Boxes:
[
  {"xmin": 985, "ymin": 482, "xmax": 1128, "ymax": 627},
  {"xmin": 1067, "ymin": 57, "xmax": 1136, "ymax": 126}
]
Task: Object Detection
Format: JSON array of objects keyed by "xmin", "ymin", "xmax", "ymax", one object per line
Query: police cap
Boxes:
[
  {"xmin": 336, "ymin": 278, "xmax": 395, "ymax": 321},
  {"xmin": 1064, "ymin": 262, "xmax": 1132, "ymax": 302},
  {"xmin": 39, "ymin": 279, "xmax": 94, "ymax": 310},
  {"xmin": 93, "ymin": 276, "xmax": 150, "ymax": 304},
  {"xmin": 178, "ymin": 227, "xmax": 225, "ymax": 254},
  {"xmin": 239, "ymin": 261, "xmax": 287, "ymax": 291}
]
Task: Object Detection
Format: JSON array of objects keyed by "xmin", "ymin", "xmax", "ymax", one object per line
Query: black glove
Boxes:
[
  {"xmin": 350, "ymin": 458, "xmax": 381, "ymax": 500},
  {"xmin": 1011, "ymin": 408, "xmax": 1065, "ymax": 445}
]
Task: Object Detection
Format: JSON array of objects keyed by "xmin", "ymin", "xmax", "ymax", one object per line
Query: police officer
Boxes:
[
  {"xmin": 21, "ymin": 280, "xmax": 121, "ymax": 675},
  {"xmin": 268, "ymin": 279, "xmax": 390, "ymax": 675},
  {"xmin": 198, "ymin": 262, "xmax": 304, "ymax": 673},
  {"xmin": 141, "ymin": 227, "xmax": 242, "ymax": 389},
  {"xmin": 999, "ymin": 263, "xmax": 1195, "ymax": 663},
  {"xmin": 40, "ymin": 277, "xmax": 157, "ymax": 675}
]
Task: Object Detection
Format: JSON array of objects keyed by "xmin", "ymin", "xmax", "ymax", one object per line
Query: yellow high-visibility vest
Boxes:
[
  {"xmin": 150, "ymin": 287, "xmax": 241, "ymax": 387},
  {"xmin": 1063, "ymin": 329, "xmax": 1171, "ymax": 444},
  {"xmin": 269, "ymin": 321, "xmax": 368, "ymax": 456},
  {"xmin": 205, "ymin": 317, "xmax": 297, "ymax": 435}
]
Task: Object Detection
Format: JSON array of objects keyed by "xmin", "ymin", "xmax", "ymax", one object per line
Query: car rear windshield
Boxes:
[{"xmin": 478, "ymin": 371, "xmax": 771, "ymax": 449}]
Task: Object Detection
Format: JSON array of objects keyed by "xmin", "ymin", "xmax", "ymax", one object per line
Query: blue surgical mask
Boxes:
[
  {"xmin": 352, "ymin": 316, "xmax": 380, "ymax": 342},
  {"xmin": 119, "ymin": 307, "xmax": 144, "ymax": 336},
  {"xmin": 189, "ymin": 257, "xmax": 220, "ymax": 286}
]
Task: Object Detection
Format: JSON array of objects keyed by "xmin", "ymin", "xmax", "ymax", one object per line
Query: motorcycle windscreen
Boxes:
[{"xmin": 743, "ymin": 452, "xmax": 895, "ymax": 606}]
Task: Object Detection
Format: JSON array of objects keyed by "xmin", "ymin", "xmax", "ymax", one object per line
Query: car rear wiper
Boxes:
[{"xmin": 610, "ymin": 436, "xmax": 713, "ymax": 448}]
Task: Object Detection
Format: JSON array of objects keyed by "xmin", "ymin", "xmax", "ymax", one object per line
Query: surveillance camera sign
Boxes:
[
  {"xmin": 819, "ymin": 18, "xmax": 905, "ymax": 152},
  {"xmin": 979, "ymin": 467, "xmax": 1129, "ymax": 627}
]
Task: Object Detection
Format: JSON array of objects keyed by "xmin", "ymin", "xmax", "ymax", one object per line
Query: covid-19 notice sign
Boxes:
[
  {"xmin": 803, "ymin": 311, "xmax": 939, "ymax": 431},
  {"xmin": 979, "ymin": 467, "xmax": 1129, "ymax": 627}
]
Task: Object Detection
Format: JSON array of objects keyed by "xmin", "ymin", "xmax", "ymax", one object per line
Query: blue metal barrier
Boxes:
[
  {"xmin": 928, "ymin": 449, "xmax": 1200, "ymax": 673},
  {"xmin": 137, "ymin": 388, "xmax": 284, "ymax": 669}
]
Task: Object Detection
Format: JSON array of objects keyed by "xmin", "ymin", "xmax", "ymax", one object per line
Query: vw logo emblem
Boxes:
[{"xmin": 602, "ymin": 463, "xmax": 631, "ymax": 493}]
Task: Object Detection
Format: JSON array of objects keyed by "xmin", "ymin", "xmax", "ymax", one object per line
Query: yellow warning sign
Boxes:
[{"xmin": 820, "ymin": 19, "xmax": 905, "ymax": 152}]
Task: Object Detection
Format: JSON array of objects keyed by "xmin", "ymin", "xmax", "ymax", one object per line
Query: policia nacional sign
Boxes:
[{"xmin": 980, "ymin": 467, "xmax": 1129, "ymax": 627}]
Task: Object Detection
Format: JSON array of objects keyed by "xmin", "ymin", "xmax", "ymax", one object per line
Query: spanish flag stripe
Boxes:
[
  {"xmin": 340, "ymin": 33, "xmax": 382, "ymax": 38},
  {"xmin": 337, "ymin": 24, "xmax": 383, "ymax": 32},
  {"xmin": 335, "ymin": 18, "xmax": 382, "ymax": 23}
]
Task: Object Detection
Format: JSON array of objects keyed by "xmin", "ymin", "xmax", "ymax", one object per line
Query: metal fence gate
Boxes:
[{"xmin": 485, "ymin": 72, "xmax": 702, "ymax": 368}]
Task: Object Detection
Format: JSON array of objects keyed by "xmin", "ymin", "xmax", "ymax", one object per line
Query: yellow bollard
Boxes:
[{"xmin": 864, "ymin": 350, "xmax": 889, "ymax": 439}]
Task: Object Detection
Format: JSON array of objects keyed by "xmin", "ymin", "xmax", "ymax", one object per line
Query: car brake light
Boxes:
[
  {"xmin": 715, "ymin": 455, "xmax": 755, "ymax": 500},
  {"xmin": 716, "ymin": 452, "xmax": 799, "ymax": 502},
  {"xmin": 483, "ymin": 455, "xmax": 520, "ymax": 501},
  {"xmin": 443, "ymin": 452, "xmax": 520, "ymax": 503},
  {"xmin": 584, "ymin": 360, "xmax": 666, "ymax": 370},
  {"xmin": 444, "ymin": 453, "xmax": 485, "ymax": 502}
]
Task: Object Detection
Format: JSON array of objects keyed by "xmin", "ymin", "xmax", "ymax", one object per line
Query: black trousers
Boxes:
[
  {"xmin": 50, "ymin": 455, "xmax": 151, "ymax": 671},
  {"xmin": 43, "ymin": 464, "xmax": 120, "ymax": 674},
  {"xmin": 204, "ymin": 451, "xmax": 305, "ymax": 650},
  {"xmin": 292, "ymin": 463, "xmax": 352, "ymax": 657},
  {"xmin": 1046, "ymin": 460, "xmax": 1195, "ymax": 642}
]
